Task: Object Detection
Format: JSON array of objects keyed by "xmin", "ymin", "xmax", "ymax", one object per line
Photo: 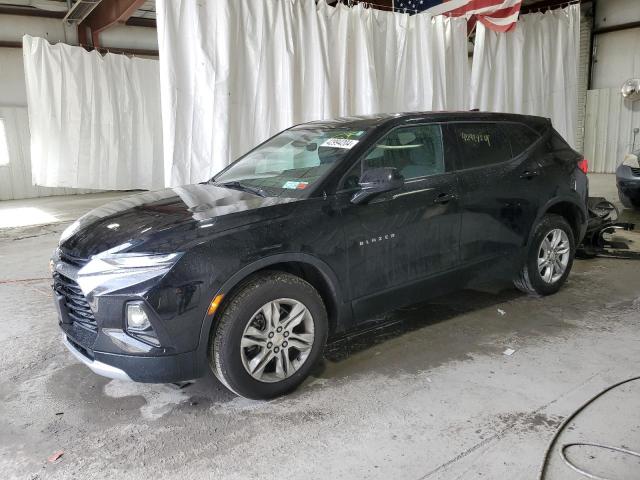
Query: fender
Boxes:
[
  {"xmin": 193, "ymin": 252, "xmax": 347, "ymax": 374},
  {"xmin": 526, "ymin": 194, "xmax": 588, "ymax": 250}
]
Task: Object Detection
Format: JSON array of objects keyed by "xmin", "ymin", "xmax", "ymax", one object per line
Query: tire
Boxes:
[
  {"xmin": 209, "ymin": 271, "xmax": 328, "ymax": 400},
  {"xmin": 514, "ymin": 214, "xmax": 576, "ymax": 296}
]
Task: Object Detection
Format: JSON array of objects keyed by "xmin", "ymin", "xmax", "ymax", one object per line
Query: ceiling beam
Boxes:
[
  {"xmin": 80, "ymin": 0, "xmax": 147, "ymax": 47},
  {"xmin": 594, "ymin": 20, "xmax": 640, "ymax": 35}
]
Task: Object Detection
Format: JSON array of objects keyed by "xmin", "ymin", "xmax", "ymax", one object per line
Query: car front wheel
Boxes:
[
  {"xmin": 514, "ymin": 214, "xmax": 576, "ymax": 296},
  {"xmin": 209, "ymin": 271, "xmax": 328, "ymax": 399}
]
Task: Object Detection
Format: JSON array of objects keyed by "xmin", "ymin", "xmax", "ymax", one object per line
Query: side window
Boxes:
[
  {"xmin": 453, "ymin": 123, "xmax": 511, "ymax": 169},
  {"xmin": 339, "ymin": 124, "xmax": 445, "ymax": 190},
  {"xmin": 504, "ymin": 123, "xmax": 541, "ymax": 156},
  {"xmin": 363, "ymin": 124, "xmax": 444, "ymax": 180}
]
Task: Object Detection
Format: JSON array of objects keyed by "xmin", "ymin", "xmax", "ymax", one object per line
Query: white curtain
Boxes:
[
  {"xmin": 470, "ymin": 5, "xmax": 580, "ymax": 147},
  {"xmin": 22, "ymin": 35, "xmax": 164, "ymax": 190},
  {"xmin": 157, "ymin": 0, "xmax": 469, "ymax": 187}
]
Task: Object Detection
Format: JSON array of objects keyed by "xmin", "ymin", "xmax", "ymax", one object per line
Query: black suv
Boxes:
[{"xmin": 52, "ymin": 112, "xmax": 588, "ymax": 399}]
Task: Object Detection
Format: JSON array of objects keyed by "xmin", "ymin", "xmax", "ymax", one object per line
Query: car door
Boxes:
[
  {"xmin": 452, "ymin": 122, "xmax": 544, "ymax": 267},
  {"xmin": 336, "ymin": 123, "xmax": 461, "ymax": 321}
]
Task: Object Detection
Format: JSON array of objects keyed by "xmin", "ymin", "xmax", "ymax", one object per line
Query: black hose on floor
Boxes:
[{"xmin": 538, "ymin": 375, "xmax": 640, "ymax": 480}]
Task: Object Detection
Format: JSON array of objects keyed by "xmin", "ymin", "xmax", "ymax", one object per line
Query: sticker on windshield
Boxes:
[
  {"xmin": 321, "ymin": 138, "xmax": 360, "ymax": 149},
  {"xmin": 283, "ymin": 181, "xmax": 309, "ymax": 190}
]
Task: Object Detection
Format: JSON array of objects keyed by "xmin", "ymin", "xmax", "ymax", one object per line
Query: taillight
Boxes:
[{"xmin": 577, "ymin": 158, "xmax": 588, "ymax": 174}]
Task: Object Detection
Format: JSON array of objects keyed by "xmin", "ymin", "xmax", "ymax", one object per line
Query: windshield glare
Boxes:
[{"xmin": 213, "ymin": 127, "xmax": 367, "ymax": 197}]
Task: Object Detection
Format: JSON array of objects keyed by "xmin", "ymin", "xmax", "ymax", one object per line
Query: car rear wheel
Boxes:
[
  {"xmin": 514, "ymin": 214, "xmax": 575, "ymax": 296},
  {"xmin": 209, "ymin": 272, "xmax": 328, "ymax": 399}
]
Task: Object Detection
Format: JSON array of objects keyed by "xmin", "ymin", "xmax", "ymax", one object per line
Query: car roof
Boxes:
[{"xmin": 298, "ymin": 111, "xmax": 551, "ymax": 133}]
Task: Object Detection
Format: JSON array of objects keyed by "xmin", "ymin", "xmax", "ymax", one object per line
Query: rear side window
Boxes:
[
  {"xmin": 452, "ymin": 123, "xmax": 511, "ymax": 169},
  {"xmin": 504, "ymin": 123, "xmax": 541, "ymax": 156}
]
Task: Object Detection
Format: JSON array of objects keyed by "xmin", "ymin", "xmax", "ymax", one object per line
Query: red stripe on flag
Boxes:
[
  {"xmin": 447, "ymin": 0, "xmax": 516, "ymax": 17},
  {"xmin": 427, "ymin": 0, "xmax": 522, "ymax": 33},
  {"xmin": 478, "ymin": 15, "xmax": 518, "ymax": 32},
  {"xmin": 480, "ymin": 3, "xmax": 522, "ymax": 19}
]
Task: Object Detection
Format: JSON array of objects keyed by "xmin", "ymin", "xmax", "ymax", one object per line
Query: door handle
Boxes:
[
  {"xmin": 520, "ymin": 170, "xmax": 540, "ymax": 179},
  {"xmin": 433, "ymin": 192, "xmax": 457, "ymax": 204}
]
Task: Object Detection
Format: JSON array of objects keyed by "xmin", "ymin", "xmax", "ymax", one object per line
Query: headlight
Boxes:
[
  {"xmin": 98, "ymin": 253, "xmax": 182, "ymax": 269},
  {"xmin": 81, "ymin": 252, "xmax": 183, "ymax": 275}
]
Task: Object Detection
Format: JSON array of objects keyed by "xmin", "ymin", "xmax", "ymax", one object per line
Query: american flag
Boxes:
[{"xmin": 395, "ymin": 0, "xmax": 523, "ymax": 32}]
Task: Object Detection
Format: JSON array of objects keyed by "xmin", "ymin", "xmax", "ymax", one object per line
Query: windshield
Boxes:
[{"xmin": 213, "ymin": 127, "xmax": 368, "ymax": 198}]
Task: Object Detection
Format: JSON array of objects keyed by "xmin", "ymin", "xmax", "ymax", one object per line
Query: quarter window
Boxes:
[
  {"xmin": 505, "ymin": 123, "xmax": 541, "ymax": 156},
  {"xmin": 453, "ymin": 123, "xmax": 511, "ymax": 169}
]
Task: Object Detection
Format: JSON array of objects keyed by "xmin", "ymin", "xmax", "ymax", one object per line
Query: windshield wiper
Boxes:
[{"xmin": 213, "ymin": 181, "xmax": 268, "ymax": 198}]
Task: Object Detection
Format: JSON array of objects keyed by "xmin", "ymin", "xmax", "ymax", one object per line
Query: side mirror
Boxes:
[{"xmin": 351, "ymin": 167, "xmax": 404, "ymax": 205}]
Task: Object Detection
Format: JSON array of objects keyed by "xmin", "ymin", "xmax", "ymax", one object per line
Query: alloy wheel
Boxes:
[
  {"xmin": 240, "ymin": 298, "xmax": 315, "ymax": 383},
  {"xmin": 538, "ymin": 228, "xmax": 571, "ymax": 284}
]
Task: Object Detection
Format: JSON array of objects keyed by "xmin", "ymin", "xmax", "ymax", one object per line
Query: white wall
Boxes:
[
  {"xmin": 100, "ymin": 24, "xmax": 158, "ymax": 51},
  {"xmin": 0, "ymin": 13, "xmax": 75, "ymax": 44},
  {"xmin": 590, "ymin": 0, "xmax": 640, "ymax": 90},
  {"xmin": 0, "ymin": 14, "xmax": 158, "ymax": 200},
  {"xmin": 0, "ymin": 48, "xmax": 28, "ymax": 107},
  {"xmin": 582, "ymin": 0, "xmax": 640, "ymax": 173},
  {"xmin": 584, "ymin": 88, "xmax": 640, "ymax": 173},
  {"xmin": 0, "ymin": 52, "xmax": 94, "ymax": 199},
  {"xmin": 0, "ymin": 106, "xmax": 85, "ymax": 200},
  {"xmin": 591, "ymin": 28, "xmax": 640, "ymax": 90},
  {"xmin": 594, "ymin": 0, "xmax": 640, "ymax": 30},
  {"xmin": 576, "ymin": 6, "xmax": 592, "ymax": 153},
  {"xmin": 0, "ymin": 12, "xmax": 158, "ymax": 50}
]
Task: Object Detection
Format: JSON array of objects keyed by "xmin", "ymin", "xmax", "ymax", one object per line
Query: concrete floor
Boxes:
[
  {"xmin": 0, "ymin": 191, "xmax": 133, "ymax": 229},
  {"xmin": 1, "ymin": 174, "xmax": 639, "ymax": 479}
]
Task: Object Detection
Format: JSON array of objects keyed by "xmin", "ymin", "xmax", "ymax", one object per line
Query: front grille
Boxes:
[
  {"xmin": 631, "ymin": 167, "xmax": 640, "ymax": 177},
  {"xmin": 53, "ymin": 272, "xmax": 96, "ymax": 330}
]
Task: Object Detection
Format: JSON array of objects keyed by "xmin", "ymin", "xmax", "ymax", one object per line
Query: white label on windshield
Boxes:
[
  {"xmin": 321, "ymin": 138, "xmax": 360, "ymax": 149},
  {"xmin": 282, "ymin": 181, "xmax": 308, "ymax": 190}
]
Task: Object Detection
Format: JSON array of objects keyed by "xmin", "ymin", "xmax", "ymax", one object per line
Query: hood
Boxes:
[{"xmin": 59, "ymin": 184, "xmax": 298, "ymax": 258}]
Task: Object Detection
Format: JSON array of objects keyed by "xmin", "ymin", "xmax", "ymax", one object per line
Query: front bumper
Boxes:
[
  {"xmin": 61, "ymin": 330, "xmax": 201, "ymax": 383},
  {"xmin": 63, "ymin": 335, "xmax": 131, "ymax": 381},
  {"xmin": 52, "ymin": 250, "xmax": 210, "ymax": 383}
]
